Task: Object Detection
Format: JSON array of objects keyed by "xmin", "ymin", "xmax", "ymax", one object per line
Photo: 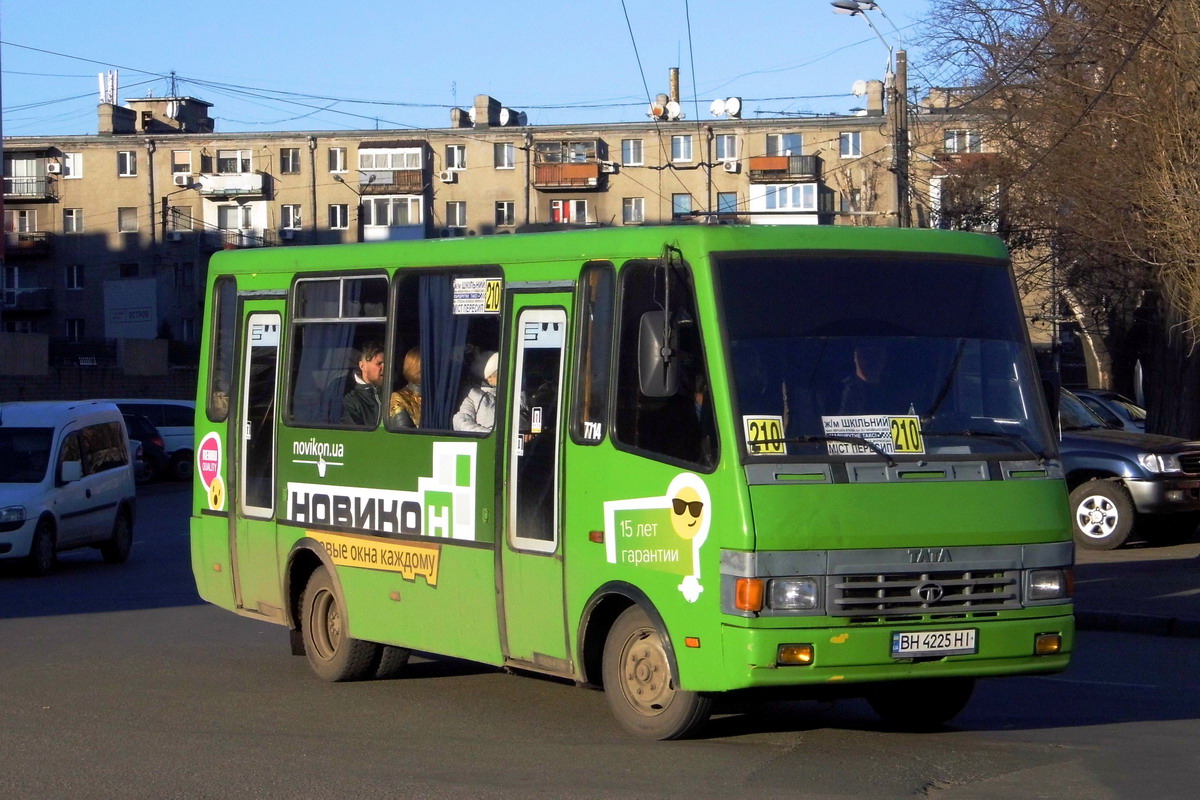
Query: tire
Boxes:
[
  {"xmin": 866, "ymin": 677, "xmax": 975, "ymax": 730},
  {"xmin": 601, "ymin": 605, "xmax": 711, "ymax": 740},
  {"xmin": 375, "ymin": 645, "xmax": 412, "ymax": 680},
  {"xmin": 1070, "ymin": 479, "xmax": 1136, "ymax": 550},
  {"xmin": 169, "ymin": 451, "xmax": 193, "ymax": 482},
  {"xmin": 101, "ymin": 510, "xmax": 133, "ymax": 564},
  {"xmin": 133, "ymin": 459, "xmax": 154, "ymax": 485},
  {"xmin": 300, "ymin": 568, "xmax": 380, "ymax": 682},
  {"xmin": 26, "ymin": 518, "xmax": 56, "ymax": 577}
]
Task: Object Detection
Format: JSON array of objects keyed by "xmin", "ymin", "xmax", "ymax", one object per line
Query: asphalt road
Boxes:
[{"xmin": 3, "ymin": 482, "xmax": 1200, "ymax": 799}]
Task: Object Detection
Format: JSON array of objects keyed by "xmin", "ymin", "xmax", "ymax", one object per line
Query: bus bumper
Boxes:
[{"xmin": 712, "ymin": 610, "xmax": 1074, "ymax": 691}]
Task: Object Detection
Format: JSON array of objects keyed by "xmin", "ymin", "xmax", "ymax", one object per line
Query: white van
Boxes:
[
  {"xmin": 0, "ymin": 401, "xmax": 137, "ymax": 575},
  {"xmin": 95, "ymin": 398, "xmax": 195, "ymax": 480}
]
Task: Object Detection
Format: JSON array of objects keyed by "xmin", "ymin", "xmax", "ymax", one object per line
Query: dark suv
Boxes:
[{"xmin": 1060, "ymin": 389, "xmax": 1200, "ymax": 549}]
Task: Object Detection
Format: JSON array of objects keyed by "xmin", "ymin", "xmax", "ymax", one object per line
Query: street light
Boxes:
[{"xmin": 832, "ymin": 0, "xmax": 910, "ymax": 227}]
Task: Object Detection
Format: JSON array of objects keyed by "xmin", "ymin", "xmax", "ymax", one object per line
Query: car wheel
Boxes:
[
  {"xmin": 169, "ymin": 451, "xmax": 193, "ymax": 482},
  {"xmin": 101, "ymin": 510, "xmax": 133, "ymax": 564},
  {"xmin": 300, "ymin": 568, "xmax": 381, "ymax": 682},
  {"xmin": 866, "ymin": 677, "xmax": 975, "ymax": 729},
  {"xmin": 1070, "ymin": 479, "xmax": 1136, "ymax": 550},
  {"xmin": 27, "ymin": 518, "xmax": 57, "ymax": 577},
  {"xmin": 601, "ymin": 605, "xmax": 712, "ymax": 740}
]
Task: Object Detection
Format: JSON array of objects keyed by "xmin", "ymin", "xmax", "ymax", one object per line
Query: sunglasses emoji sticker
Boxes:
[{"xmin": 670, "ymin": 488, "xmax": 705, "ymax": 540}]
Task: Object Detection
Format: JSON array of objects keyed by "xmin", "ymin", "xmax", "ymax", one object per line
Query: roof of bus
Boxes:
[{"xmin": 207, "ymin": 224, "xmax": 1010, "ymax": 278}]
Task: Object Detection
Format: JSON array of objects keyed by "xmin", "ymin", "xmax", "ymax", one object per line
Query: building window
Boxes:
[
  {"xmin": 171, "ymin": 150, "xmax": 192, "ymax": 176},
  {"xmin": 359, "ymin": 148, "xmax": 421, "ymax": 171},
  {"xmin": 718, "ymin": 192, "xmax": 738, "ymax": 215},
  {"xmin": 63, "ymin": 152, "xmax": 83, "ymax": 179},
  {"xmin": 120, "ymin": 263, "xmax": 139, "ymax": 278},
  {"xmin": 495, "ymin": 201, "xmax": 515, "ymax": 227},
  {"xmin": 281, "ymin": 204, "xmax": 302, "ymax": 229},
  {"xmin": 841, "ymin": 188, "xmax": 862, "ymax": 213},
  {"xmin": 167, "ymin": 206, "xmax": 194, "ymax": 231},
  {"xmin": 4, "ymin": 209, "xmax": 36, "ymax": 233},
  {"xmin": 839, "ymin": 131, "xmax": 862, "ymax": 158},
  {"xmin": 766, "ymin": 133, "xmax": 802, "ymax": 157},
  {"xmin": 66, "ymin": 264, "xmax": 84, "ymax": 290},
  {"xmin": 715, "ymin": 134, "xmax": 737, "ymax": 161},
  {"xmin": 672, "ymin": 193, "xmax": 693, "ymax": 217},
  {"xmin": 217, "ymin": 149, "xmax": 252, "ymax": 174},
  {"xmin": 494, "ymin": 142, "xmax": 515, "ymax": 169},
  {"xmin": 328, "ymin": 147, "xmax": 348, "ymax": 173},
  {"xmin": 446, "ymin": 144, "xmax": 467, "ymax": 170},
  {"xmin": 281, "ymin": 147, "xmax": 301, "ymax": 174},
  {"xmin": 944, "ymin": 129, "xmax": 982, "ymax": 154},
  {"xmin": 117, "ymin": 207, "xmax": 138, "ymax": 232},
  {"xmin": 764, "ymin": 184, "xmax": 818, "ymax": 211},
  {"xmin": 64, "ymin": 208, "xmax": 84, "ymax": 233},
  {"xmin": 621, "ymin": 139, "xmax": 643, "ymax": 166},
  {"xmin": 362, "ymin": 196, "xmax": 422, "ymax": 227},
  {"xmin": 180, "ymin": 318, "xmax": 196, "ymax": 342},
  {"xmin": 446, "ymin": 201, "xmax": 466, "ymax": 234},
  {"xmin": 671, "ymin": 135, "xmax": 693, "ymax": 163},
  {"xmin": 329, "ymin": 204, "xmax": 349, "ymax": 230},
  {"xmin": 67, "ymin": 319, "xmax": 85, "ymax": 342},
  {"xmin": 174, "ymin": 263, "xmax": 195, "ymax": 291},
  {"xmin": 550, "ymin": 199, "xmax": 587, "ymax": 224},
  {"xmin": 117, "ymin": 151, "xmax": 137, "ymax": 177},
  {"xmin": 622, "ymin": 197, "xmax": 645, "ymax": 225}
]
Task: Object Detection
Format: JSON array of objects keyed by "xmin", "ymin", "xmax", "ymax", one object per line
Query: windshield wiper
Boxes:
[{"xmin": 763, "ymin": 435, "xmax": 896, "ymax": 467}]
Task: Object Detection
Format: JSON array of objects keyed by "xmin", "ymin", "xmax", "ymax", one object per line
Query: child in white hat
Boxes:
[{"xmin": 453, "ymin": 350, "xmax": 498, "ymax": 432}]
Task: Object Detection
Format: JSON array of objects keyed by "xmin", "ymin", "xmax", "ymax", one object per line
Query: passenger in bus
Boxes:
[
  {"xmin": 838, "ymin": 343, "xmax": 891, "ymax": 415},
  {"xmin": 388, "ymin": 347, "xmax": 423, "ymax": 427},
  {"xmin": 341, "ymin": 342, "xmax": 385, "ymax": 426},
  {"xmin": 453, "ymin": 351, "xmax": 498, "ymax": 433}
]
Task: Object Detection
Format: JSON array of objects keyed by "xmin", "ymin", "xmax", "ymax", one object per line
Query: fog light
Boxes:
[
  {"xmin": 778, "ymin": 644, "xmax": 814, "ymax": 665},
  {"xmin": 1166, "ymin": 489, "xmax": 1186, "ymax": 502},
  {"xmin": 1034, "ymin": 633, "xmax": 1062, "ymax": 655}
]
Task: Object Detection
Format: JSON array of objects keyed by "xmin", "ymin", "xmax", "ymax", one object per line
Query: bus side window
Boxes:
[
  {"xmin": 207, "ymin": 276, "xmax": 236, "ymax": 422},
  {"xmin": 613, "ymin": 260, "xmax": 715, "ymax": 469},
  {"xmin": 571, "ymin": 261, "xmax": 614, "ymax": 445}
]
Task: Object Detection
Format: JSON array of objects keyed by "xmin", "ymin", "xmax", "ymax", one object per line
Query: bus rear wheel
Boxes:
[
  {"xmin": 866, "ymin": 677, "xmax": 975, "ymax": 730},
  {"xmin": 300, "ymin": 568, "xmax": 380, "ymax": 682},
  {"xmin": 601, "ymin": 605, "xmax": 711, "ymax": 740}
]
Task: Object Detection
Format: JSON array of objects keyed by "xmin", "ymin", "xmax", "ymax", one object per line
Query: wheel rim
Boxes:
[
  {"xmin": 1076, "ymin": 494, "xmax": 1119, "ymax": 539},
  {"xmin": 308, "ymin": 588, "xmax": 342, "ymax": 662},
  {"xmin": 617, "ymin": 625, "xmax": 677, "ymax": 717}
]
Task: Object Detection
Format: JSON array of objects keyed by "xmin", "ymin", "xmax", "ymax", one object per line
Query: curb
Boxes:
[{"xmin": 1076, "ymin": 610, "xmax": 1200, "ymax": 639}]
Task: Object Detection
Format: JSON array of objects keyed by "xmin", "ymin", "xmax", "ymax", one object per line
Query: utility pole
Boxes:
[{"xmin": 894, "ymin": 49, "xmax": 910, "ymax": 227}]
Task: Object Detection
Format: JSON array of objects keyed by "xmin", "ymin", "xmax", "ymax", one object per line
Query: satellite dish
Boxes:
[
  {"xmin": 666, "ymin": 100, "xmax": 682, "ymax": 120},
  {"xmin": 467, "ymin": 107, "xmax": 476, "ymax": 124},
  {"xmin": 851, "ymin": 80, "xmax": 868, "ymax": 97},
  {"xmin": 710, "ymin": 98, "xmax": 726, "ymax": 116},
  {"xmin": 725, "ymin": 97, "xmax": 742, "ymax": 118},
  {"xmin": 517, "ymin": 111, "xmax": 528, "ymax": 126},
  {"xmin": 649, "ymin": 102, "xmax": 666, "ymax": 118},
  {"xmin": 498, "ymin": 107, "xmax": 511, "ymax": 126}
]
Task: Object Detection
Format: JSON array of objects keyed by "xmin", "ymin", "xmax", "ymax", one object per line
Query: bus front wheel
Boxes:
[
  {"xmin": 300, "ymin": 568, "xmax": 380, "ymax": 682},
  {"xmin": 601, "ymin": 605, "xmax": 712, "ymax": 740}
]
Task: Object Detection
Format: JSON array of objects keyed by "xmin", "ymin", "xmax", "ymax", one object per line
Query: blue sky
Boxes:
[{"xmin": 1, "ymin": 0, "xmax": 934, "ymax": 137}]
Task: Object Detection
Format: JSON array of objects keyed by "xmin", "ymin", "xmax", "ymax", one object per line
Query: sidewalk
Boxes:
[{"xmin": 1073, "ymin": 538, "xmax": 1200, "ymax": 637}]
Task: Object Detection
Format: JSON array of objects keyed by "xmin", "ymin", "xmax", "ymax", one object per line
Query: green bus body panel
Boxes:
[
  {"xmin": 189, "ymin": 225, "xmax": 1069, "ymax": 699},
  {"xmin": 750, "ymin": 480, "xmax": 1071, "ymax": 551}
]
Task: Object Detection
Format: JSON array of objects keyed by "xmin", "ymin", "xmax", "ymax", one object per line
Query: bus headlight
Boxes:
[
  {"xmin": 1027, "ymin": 568, "xmax": 1071, "ymax": 601},
  {"xmin": 768, "ymin": 578, "xmax": 819, "ymax": 610}
]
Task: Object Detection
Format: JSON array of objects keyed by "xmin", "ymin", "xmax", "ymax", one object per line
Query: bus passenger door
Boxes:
[
  {"xmin": 231, "ymin": 307, "xmax": 285, "ymax": 618},
  {"xmin": 500, "ymin": 301, "xmax": 570, "ymax": 671}
]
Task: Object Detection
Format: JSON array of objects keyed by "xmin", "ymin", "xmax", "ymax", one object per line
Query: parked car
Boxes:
[
  {"xmin": 0, "ymin": 401, "xmax": 137, "ymax": 575},
  {"xmin": 1059, "ymin": 389, "xmax": 1200, "ymax": 549},
  {"xmin": 1072, "ymin": 388, "xmax": 1147, "ymax": 433},
  {"xmin": 121, "ymin": 413, "xmax": 167, "ymax": 485},
  {"xmin": 96, "ymin": 399, "xmax": 195, "ymax": 480}
]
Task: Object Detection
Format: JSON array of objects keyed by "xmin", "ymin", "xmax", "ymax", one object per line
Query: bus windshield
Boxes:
[{"xmin": 715, "ymin": 251, "xmax": 1053, "ymax": 461}]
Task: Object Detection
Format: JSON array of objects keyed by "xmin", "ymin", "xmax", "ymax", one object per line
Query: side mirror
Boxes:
[
  {"xmin": 638, "ymin": 310, "xmax": 679, "ymax": 397},
  {"xmin": 60, "ymin": 460, "xmax": 83, "ymax": 484}
]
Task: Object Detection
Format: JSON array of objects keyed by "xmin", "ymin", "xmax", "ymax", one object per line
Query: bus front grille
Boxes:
[{"xmin": 829, "ymin": 569, "xmax": 1021, "ymax": 619}]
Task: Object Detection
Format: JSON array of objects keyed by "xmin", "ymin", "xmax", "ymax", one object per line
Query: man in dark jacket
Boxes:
[{"xmin": 341, "ymin": 342, "xmax": 384, "ymax": 426}]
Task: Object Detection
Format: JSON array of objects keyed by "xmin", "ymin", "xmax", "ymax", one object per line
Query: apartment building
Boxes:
[{"xmin": 2, "ymin": 80, "xmax": 983, "ymax": 361}]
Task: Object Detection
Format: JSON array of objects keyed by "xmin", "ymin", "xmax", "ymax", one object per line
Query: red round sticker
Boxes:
[{"xmin": 197, "ymin": 433, "xmax": 222, "ymax": 489}]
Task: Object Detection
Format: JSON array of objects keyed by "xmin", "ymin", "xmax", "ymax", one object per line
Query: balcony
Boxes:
[
  {"xmin": 202, "ymin": 229, "xmax": 268, "ymax": 250},
  {"xmin": 1, "ymin": 287, "xmax": 53, "ymax": 312},
  {"xmin": 747, "ymin": 154, "xmax": 821, "ymax": 183},
  {"xmin": 195, "ymin": 172, "xmax": 265, "ymax": 199},
  {"xmin": 3, "ymin": 175, "xmax": 57, "ymax": 202},
  {"xmin": 533, "ymin": 162, "xmax": 603, "ymax": 191},
  {"xmin": 359, "ymin": 169, "xmax": 425, "ymax": 194},
  {"xmin": 4, "ymin": 231, "xmax": 52, "ymax": 258}
]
